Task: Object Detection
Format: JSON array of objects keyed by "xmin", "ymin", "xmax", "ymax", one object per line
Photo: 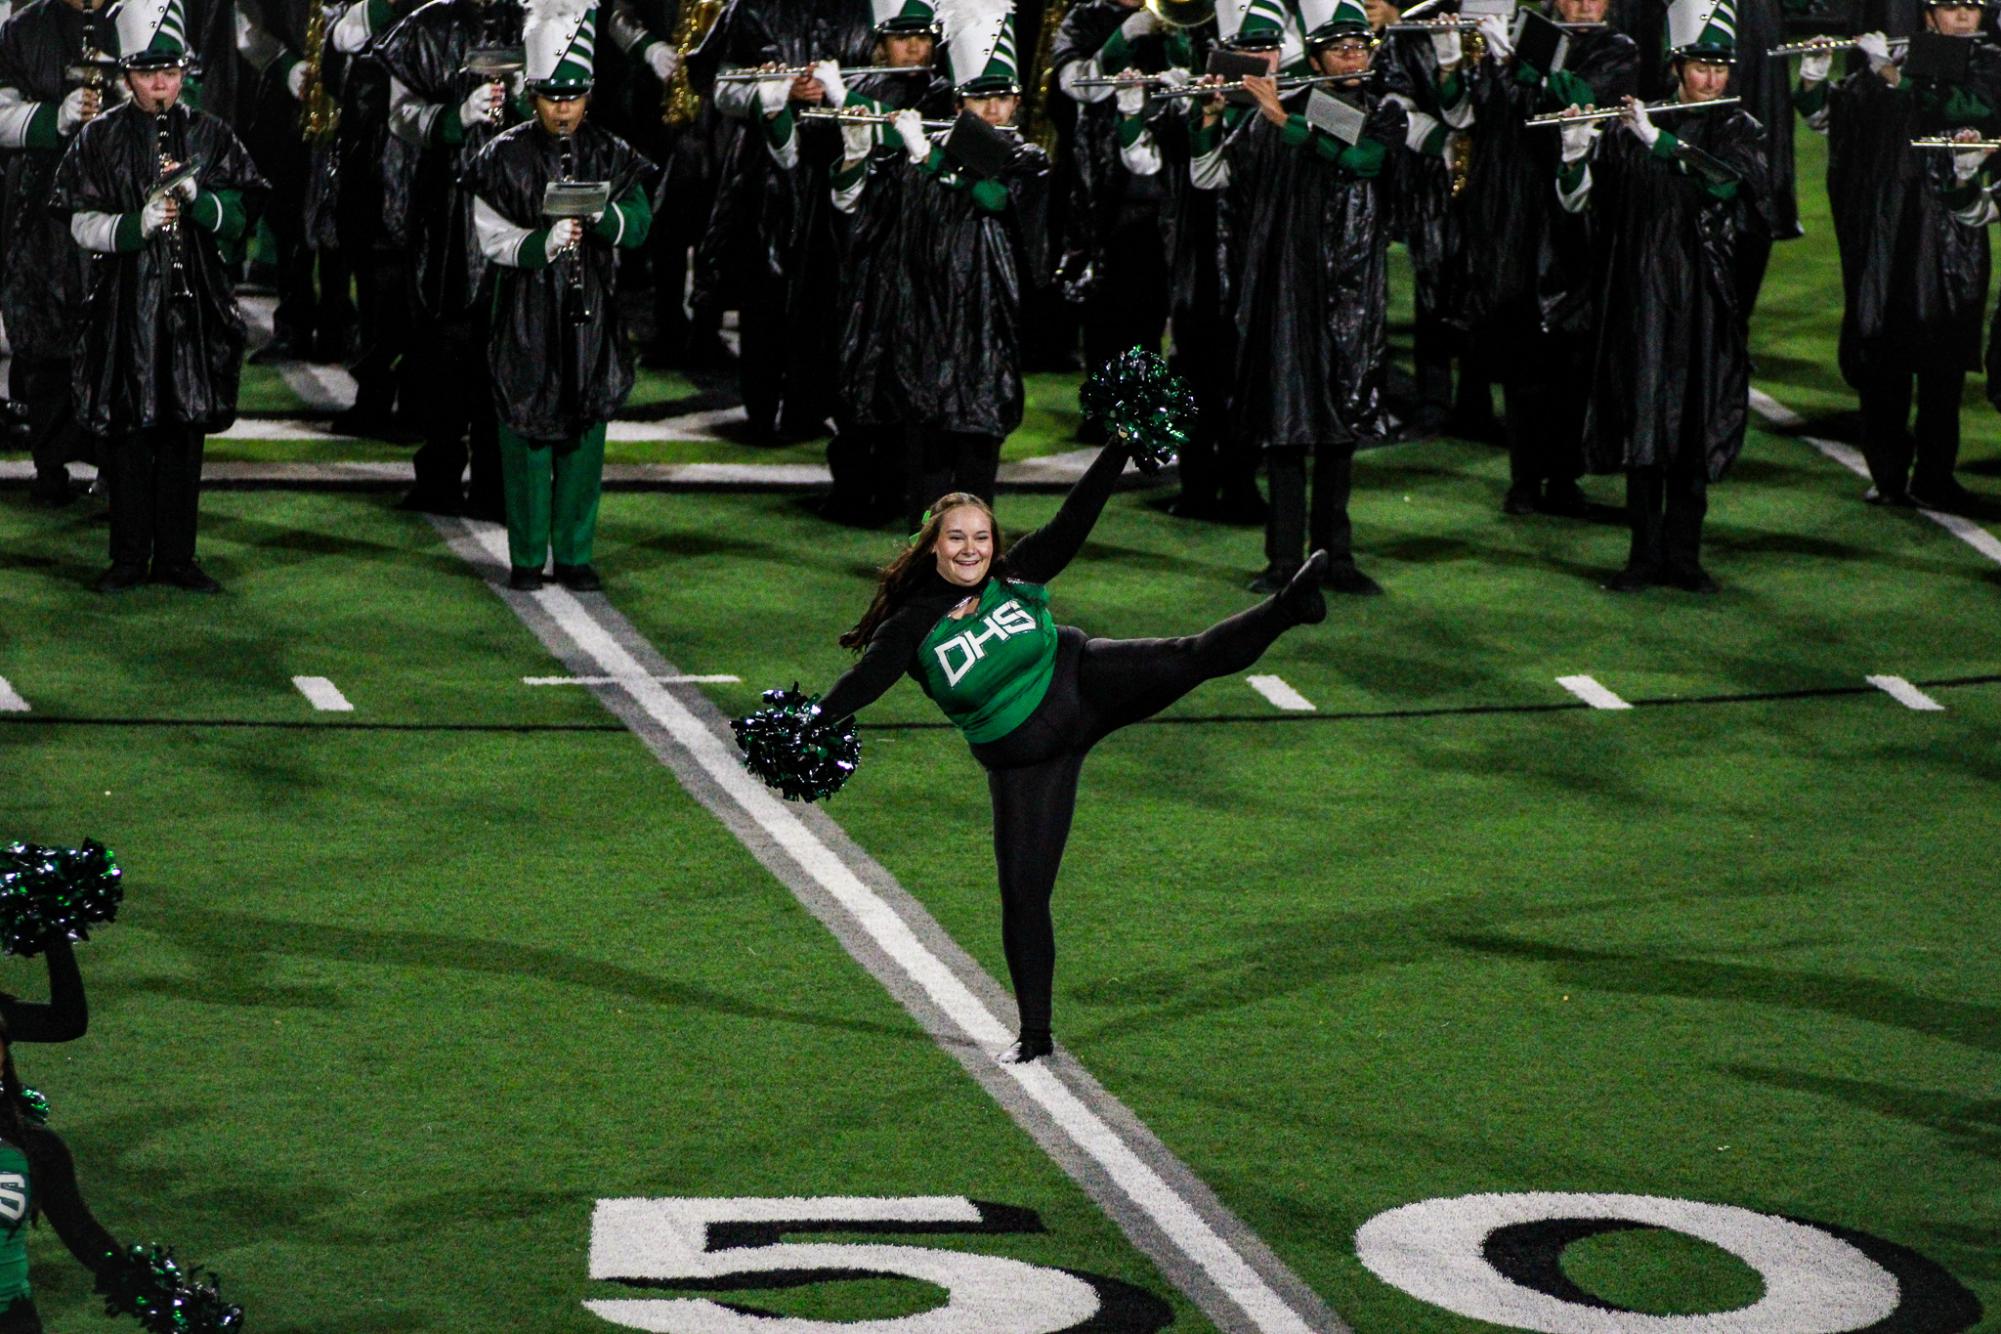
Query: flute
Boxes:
[
  {"xmin": 1068, "ymin": 71, "xmax": 1184, "ymax": 87},
  {"xmin": 713, "ymin": 64, "xmax": 930, "ymax": 82},
  {"xmin": 1766, "ymin": 34, "xmax": 1907, "ymax": 57},
  {"xmin": 797, "ymin": 106, "xmax": 956, "ymax": 130},
  {"xmin": 1524, "ymin": 94, "xmax": 1739, "ymax": 125},
  {"xmin": 1150, "ymin": 71, "xmax": 1365, "ymax": 98},
  {"xmin": 1911, "ymin": 135, "xmax": 2001, "ymax": 148}
]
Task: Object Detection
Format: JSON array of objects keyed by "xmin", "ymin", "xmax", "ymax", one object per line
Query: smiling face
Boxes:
[{"xmin": 932, "ymin": 504, "xmax": 995, "ymax": 587}]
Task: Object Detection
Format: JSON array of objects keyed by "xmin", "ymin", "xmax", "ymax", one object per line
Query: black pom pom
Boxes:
[
  {"xmin": 731, "ymin": 687, "xmax": 862, "ymax": 803},
  {"xmin": 0, "ymin": 839, "xmax": 125, "ymax": 958},
  {"xmin": 102, "ymin": 1243, "xmax": 243, "ymax": 1334},
  {"xmin": 1078, "ymin": 346, "xmax": 1197, "ymax": 474}
]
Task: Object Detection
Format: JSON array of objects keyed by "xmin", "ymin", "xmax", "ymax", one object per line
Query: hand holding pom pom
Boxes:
[
  {"xmin": 0, "ymin": 840, "xmax": 125, "ymax": 958},
  {"xmin": 1079, "ymin": 347, "xmax": 1197, "ymax": 475},
  {"xmin": 731, "ymin": 687, "xmax": 862, "ymax": 803},
  {"xmin": 101, "ymin": 1243, "xmax": 243, "ymax": 1333}
]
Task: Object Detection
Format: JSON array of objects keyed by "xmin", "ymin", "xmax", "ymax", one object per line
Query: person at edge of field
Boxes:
[
  {"xmin": 50, "ymin": 0, "xmax": 267, "ymax": 595},
  {"xmin": 0, "ymin": 1011, "xmax": 125, "ymax": 1334},
  {"xmin": 462, "ymin": 0, "xmax": 654, "ymax": 592},
  {"xmin": 1807, "ymin": 0, "xmax": 1996, "ymax": 517},
  {"xmin": 808, "ymin": 438, "xmax": 1334, "ymax": 1064},
  {"xmin": 1555, "ymin": 0, "xmax": 1766, "ymax": 592},
  {"xmin": 1189, "ymin": 0, "xmax": 1437, "ymax": 598}
]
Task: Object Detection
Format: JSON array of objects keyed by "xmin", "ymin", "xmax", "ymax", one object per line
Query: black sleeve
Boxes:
[
  {"xmin": 0, "ymin": 941, "xmax": 88, "ymax": 1045},
  {"xmin": 814, "ymin": 604, "xmax": 933, "ymax": 723},
  {"xmin": 999, "ymin": 440, "xmax": 1129, "ymax": 585},
  {"xmin": 24, "ymin": 1129, "xmax": 120, "ymax": 1281}
]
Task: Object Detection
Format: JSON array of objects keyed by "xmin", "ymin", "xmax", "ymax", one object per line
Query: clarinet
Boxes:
[
  {"xmin": 558, "ymin": 133, "xmax": 588, "ymax": 324},
  {"xmin": 155, "ymin": 111, "xmax": 194, "ymax": 303}
]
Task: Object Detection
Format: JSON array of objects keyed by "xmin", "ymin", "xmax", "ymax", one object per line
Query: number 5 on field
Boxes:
[{"xmin": 584, "ymin": 1195, "xmax": 1104, "ymax": 1333}]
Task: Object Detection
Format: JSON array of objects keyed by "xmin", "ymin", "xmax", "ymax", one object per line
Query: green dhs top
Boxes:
[
  {"xmin": 0, "ymin": 1142, "xmax": 31, "ymax": 1302},
  {"xmin": 916, "ymin": 580, "xmax": 1058, "ymax": 743}
]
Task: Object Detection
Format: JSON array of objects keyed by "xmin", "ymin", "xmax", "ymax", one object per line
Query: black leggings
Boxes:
[{"xmin": 968, "ymin": 594, "xmax": 1304, "ymax": 1038}]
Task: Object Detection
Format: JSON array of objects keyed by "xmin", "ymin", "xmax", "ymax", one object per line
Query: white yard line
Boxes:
[
  {"xmin": 1748, "ymin": 386, "xmax": 2001, "ymax": 568},
  {"xmin": 460, "ymin": 520, "xmax": 1330, "ymax": 1334},
  {"xmin": 1555, "ymin": 675, "xmax": 1631, "ymax": 711},
  {"xmin": 0, "ymin": 676, "xmax": 29, "ymax": 712},
  {"xmin": 1866, "ymin": 675, "xmax": 1946, "ymax": 712},
  {"xmin": 1245, "ymin": 675, "xmax": 1316, "ymax": 712},
  {"xmin": 240, "ymin": 295, "xmax": 356, "ymax": 414},
  {"xmin": 522, "ymin": 673, "xmax": 742, "ymax": 686},
  {"xmin": 290, "ymin": 675, "xmax": 354, "ymax": 712}
]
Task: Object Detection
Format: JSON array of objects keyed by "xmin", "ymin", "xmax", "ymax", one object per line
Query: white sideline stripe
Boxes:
[
  {"xmin": 1866, "ymin": 675, "xmax": 1945, "ymax": 712},
  {"xmin": 1555, "ymin": 675, "xmax": 1631, "ymax": 710},
  {"xmin": 241, "ymin": 295, "xmax": 357, "ymax": 413},
  {"xmin": 522, "ymin": 673, "xmax": 742, "ymax": 686},
  {"xmin": 1245, "ymin": 675, "xmax": 1315, "ymax": 712},
  {"xmin": 1748, "ymin": 386, "xmax": 2001, "ymax": 568},
  {"xmin": 291, "ymin": 675, "xmax": 354, "ymax": 712},
  {"xmin": 0, "ymin": 676, "xmax": 29, "ymax": 712},
  {"xmin": 464, "ymin": 522, "xmax": 1321, "ymax": 1334}
]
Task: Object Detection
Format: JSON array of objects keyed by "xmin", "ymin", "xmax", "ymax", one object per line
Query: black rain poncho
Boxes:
[{"xmin": 0, "ymin": 0, "xmax": 96, "ymax": 361}]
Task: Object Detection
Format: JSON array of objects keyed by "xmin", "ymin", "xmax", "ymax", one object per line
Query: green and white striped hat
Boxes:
[
  {"xmin": 526, "ymin": 0, "xmax": 597, "ymax": 94},
  {"xmin": 110, "ymin": 0, "xmax": 194, "ymax": 69},
  {"xmin": 872, "ymin": 0, "xmax": 940, "ymax": 36},
  {"xmin": 1219, "ymin": 0, "xmax": 1306, "ymax": 63},
  {"xmin": 1300, "ymin": 0, "xmax": 1372, "ymax": 45},
  {"xmin": 1667, "ymin": 0, "xmax": 1736, "ymax": 61},
  {"xmin": 945, "ymin": 0, "xmax": 1019, "ymax": 93}
]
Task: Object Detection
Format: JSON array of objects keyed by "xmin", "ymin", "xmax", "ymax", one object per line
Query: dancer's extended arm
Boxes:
[{"xmin": 1002, "ymin": 440, "xmax": 1130, "ymax": 583}]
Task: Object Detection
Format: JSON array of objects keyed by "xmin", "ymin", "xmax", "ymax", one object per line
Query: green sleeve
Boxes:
[
  {"xmin": 1437, "ymin": 68, "xmax": 1465, "ymax": 107},
  {"xmin": 1280, "ymin": 113, "xmax": 1313, "ymax": 149},
  {"xmin": 1419, "ymin": 120, "xmax": 1450, "ymax": 157},
  {"xmin": 1792, "ymin": 80, "xmax": 1828, "ymax": 118},
  {"xmin": 969, "ymin": 176, "xmax": 1010, "ymax": 213},
  {"xmin": 830, "ymin": 155, "xmax": 868, "ymax": 189},
  {"xmin": 1936, "ymin": 82, "xmax": 1997, "ymax": 128},
  {"xmin": 433, "ymin": 105, "xmax": 465, "ymax": 148},
  {"xmin": 515, "ymin": 227, "xmax": 552, "ymax": 268},
  {"xmin": 1116, "ymin": 114, "xmax": 1146, "ymax": 148},
  {"xmin": 1649, "ymin": 128, "xmax": 1680, "ymax": 160},
  {"xmin": 1514, "ymin": 58, "xmax": 1545, "ymax": 86},
  {"xmin": 24, "ymin": 102, "xmax": 59, "ymax": 150},
  {"xmin": 191, "ymin": 189, "xmax": 245, "ymax": 241},
  {"xmin": 762, "ymin": 105, "xmax": 794, "ymax": 146},
  {"xmin": 112, "ymin": 211, "xmax": 145, "ymax": 254},
  {"xmin": 590, "ymin": 183, "xmax": 652, "ymax": 248},
  {"xmin": 1189, "ymin": 117, "xmax": 1222, "ymax": 156},
  {"xmin": 1557, "ymin": 156, "xmax": 1588, "ymax": 195},
  {"xmin": 1545, "ymin": 68, "xmax": 1597, "ymax": 110},
  {"xmin": 1337, "ymin": 136, "xmax": 1387, "ymax": 176},
  {"xmin": 1313, "ymin": 129, "xmax": 1342, "ymax": 159},
  {"xmin": 918, "ymin": 144, "xmax": 946, "ymax": 175},
  {"xmin": 1099, "ymin": 27, "xmax": 1135, "ymax": 74},
  {"xmin": 366, "ymin": 0, "xmax": 393, "ymax": 30}
]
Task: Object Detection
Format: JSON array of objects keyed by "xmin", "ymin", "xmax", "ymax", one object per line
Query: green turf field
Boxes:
[{"xmin": 1, "ymin": 127, "xmax": 1998, "ymax": 1332}]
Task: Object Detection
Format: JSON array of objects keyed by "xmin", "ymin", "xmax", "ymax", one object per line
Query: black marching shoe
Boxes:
[
  {"xmin": 997, "ymin": 1031, "xmax": 1054, "ymax": 1065},
  {"xmin": 508, "ymin": 565, "xmax": 545, "ymax": 591},
  {"xmin": 1863, "ymin": 484, "xmax": 1914, "ymax": 508},
  {"xmin": 553, "ymin": 563, "xmax": 602, "ymax": 592},
  {"xmin": 1601, "ymin": 564, "xmax": 1655, "ymax": 593},
  {"xmin": 1539, "ymin": 480, "xmax": 1590, "ymax": 517},
  {"xmin": 1909, "ymin": 476, "xmax": 1982, "ymax": 516},
  {"xmin": 1501, "ymin": 485, "xmax": 1539, "ymax": 516},
  {"xmin": 1325, "ymin": 561, "xmax": 1383, "ymax": 596},
  {"xmin": 1663, "ymin": 563, "xmax": 1719, "ymax": 594},
  {"xmin": 93, "ymin": 563, "xmax": 148, "ymax": 593},
  {"xmin": 29, "ymin": 472, "xmax": 76, "ymax": 507},
  {"xmin": 152, "ymin": 560, "xmax": 222, "ymax": 593},
  {"xmin": 1280, "ymin": 549, "xmax": 1331, "ymax": 624}
]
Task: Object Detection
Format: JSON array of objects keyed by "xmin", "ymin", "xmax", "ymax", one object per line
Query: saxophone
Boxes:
[
  {"xmin": 661, "ymin": 0, "xmax": 724, "ymax": 127},
  {"xmin": 1448, "ymin": 21, "xmax": 1483, "ymax": 198},
  {"xmin": 298, "ymin": 0, "xmax": 341, "ymax": 143}
]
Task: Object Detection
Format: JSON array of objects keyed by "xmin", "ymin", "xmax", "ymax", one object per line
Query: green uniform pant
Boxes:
[{"xmin": 498, "ymin": 422, "xmax": 606, "ymax": 571}]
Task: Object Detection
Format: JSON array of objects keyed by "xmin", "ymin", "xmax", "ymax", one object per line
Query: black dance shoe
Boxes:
[
  {"xmin": 997, "ymin": 1032, "xmax": 1054, "ymax": 1065},
  {"xmin": 93, "ymin": 563, "xmax": 148, "ymax": 594},
  {"xmin": 554, "ymin": 563, "xmax": 602, "ymax": 592},
  {"xmin": 152, "ymin": 561, "xmax": 222, "ymax": 593},
  {"xmin": 1280, "ymin": 550, "xmax": 1330, "ymax": 625},
  {"xmin": 508, "ymin": 566, "xmax": 545, "ymax": 592},
  {"xmin": 1601, "ymin": 564, "xmax": 1655, "ymax": 593}
]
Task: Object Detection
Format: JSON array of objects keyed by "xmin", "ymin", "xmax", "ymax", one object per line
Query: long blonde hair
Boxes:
[{"xmin": 840, "ymin": 493, "xmax": 1003, "ymax": 651}]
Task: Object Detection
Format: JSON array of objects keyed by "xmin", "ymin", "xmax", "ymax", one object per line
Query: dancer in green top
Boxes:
[{"xmin": 815, "ymin": 438, "xmax": 1331, "ymax": 1062}]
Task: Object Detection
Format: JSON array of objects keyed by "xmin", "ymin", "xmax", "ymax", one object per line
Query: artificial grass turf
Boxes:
[{"xmin": 0, "ymin": 490, "xmax": 1203, "ymax": 1332}]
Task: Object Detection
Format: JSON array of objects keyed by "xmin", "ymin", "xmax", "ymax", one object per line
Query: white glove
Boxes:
[
  {"xmin": 645, "ymin": 41, "xmax": 680, "ymax": 83},
  {"xmin": 840, "ymin": 116, "xmax": 875, "ymax": 161},
  {"xmin": 1475, "ymin": 13, "xmax": 1513, "ymax": 58},
  {"xmin": 814, "ymin": 59, "xmax": 847, "ymax": 108},
  {"xmin": 1157, "ymin": 66, "xmax": 1191, "ymax": 89},
  {"xmin": 1799, "ymin": 47, "xmax": 1833, "ymax": 83},
  {"xmin": 756, "ymin": 73, "xmax": 790, "ymax": 116},
  {"xmin": 1559, "ymin": 117, "xmax": 1599, "ymax": 162},
  {"xmin": 459, "ymin": 80, "xmax": 502, "ymax": 128},
  {"xmin": 285, "ymin": 58, "xmax": 309, "ymax": 99},
  {"xmin": 892, "ymin": 107, "xmax": 930, "ymax": 163},
  {"xmin": 1118, "ymin": 5, "xmax": 1161, "ymax": 41},
  {"xmin": 1856, "ymin": 30, "xmax": 1895, "ymax": 74},
  {"xmin": 1116, "ymin": 80, "xmax": 1147, "ymax": 115},
  {"xmin": 56, "ymin": 85, "xmax": 92, "ymax": 135},
  {"xmin": 140, "ymin": 194, "xmax": 173, "ymax": 237},
  {"xmin": 172, "ymin": 170, "xmax": 199, "ymax": 201},
  {"xmin": 1622, "ymin": 96, "xmax": 1659, "ymax": 148},
  {"xmin": 544, "ymin": 217, "xmax": 583, "ymax": 260},
  {"xmin": 1430, "ymin": 27, "xmax": 1462, "ymax": 69},
  {"xmin": 1954, "ymin": 138, "xmax": 1992, "ymax": 181}
]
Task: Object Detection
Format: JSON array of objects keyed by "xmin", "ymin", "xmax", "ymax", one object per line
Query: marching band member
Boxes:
[
  {"xmin": 464, "ymin": 0, "xmax": 651, "ymax": 590},
  {"xmin": 829, "ymin": 0, "xmax": 1051, "ymax": 528},
  {"xmin": 51, "ymin": 0, "xmax": 266, "ymax": 593},
  {"xmin": 0, "ymin": 0, "xmax": 108, "ymax": 505},
  {"xmin": 1453, "ymin": 0, "xmax": 1636, "ymax": 516},
  {"xmin": 372, "ymin": 0, "xmax": 527, "ymax": 518},
  {"xmin": 1191, "ymin": 0, "xmax": 1419, "ymax": 596},
  {"xmin": 1558, "ymin": 0, "xmax": 1764, "ymax": 591}
]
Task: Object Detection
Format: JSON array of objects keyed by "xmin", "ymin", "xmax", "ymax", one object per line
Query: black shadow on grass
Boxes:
[
  {"xmin": 1443, "ymin": 933, "xmax": 2001, "ymax": 1054},
  {"xmin": 197, "ymin": 508, "xmax": 468, "ymax": 580},
  {"xmin": 126, "ymin": 908, "xmax": 920, "ymax": 1043},
  {"xmin": 1724, "ymin": 1064, "xmax": 2001, "ymax": 1164}
]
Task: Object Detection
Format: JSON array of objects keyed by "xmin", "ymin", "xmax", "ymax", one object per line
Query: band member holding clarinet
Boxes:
[
  {"xmin": 463, "ymin": 0, "xmax": 653, "ymax": 590},
  {"xmin": 1556, "ymin": 0, "xmax": 1764, "ymax": 591},
  {"xmin": 0, "ymin": 0, "xmax": 110, "ymax": 506},
  {"xmin": 51, "ymin": 0, "xmax": 266, "ymax": 593}
]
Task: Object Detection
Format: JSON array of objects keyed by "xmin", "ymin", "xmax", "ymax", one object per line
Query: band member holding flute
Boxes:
[
  {"xmin": 372, "ymin": 0, "xmax": 526, "ymax": 518},
  {"xmin": 51, "ymin": 0, "xmax": 266, "ymax": 593},
  {"xmin": 0, "ymin": 0, "xmax": 109, "ymax": 506},
  {"xmin": 463, "ymin": 0, "xmax": 651, "ymax": 590},
  {"xmin": 1556, "ymin": 0, "xmax": 1764, "ymax": 591}
]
